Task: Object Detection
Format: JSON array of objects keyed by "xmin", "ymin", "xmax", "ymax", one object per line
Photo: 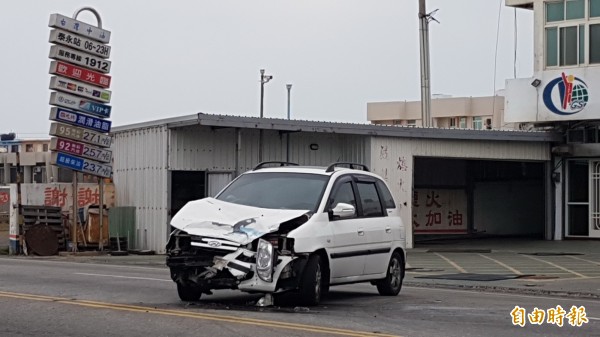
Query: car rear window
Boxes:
[{"xmin": 376, "ymin": 180, "xmax": 396, "ymax": 209}]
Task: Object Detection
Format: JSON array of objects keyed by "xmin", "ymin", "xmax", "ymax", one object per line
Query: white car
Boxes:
[{"xmin": 166, "ymin": 162, "xmax": 406, "ymax": 306}]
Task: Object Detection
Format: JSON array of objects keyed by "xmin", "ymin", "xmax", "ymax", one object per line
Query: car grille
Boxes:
[{"xmin": 189, "ymin": 235, "xmax": 241, "ymax": 252}]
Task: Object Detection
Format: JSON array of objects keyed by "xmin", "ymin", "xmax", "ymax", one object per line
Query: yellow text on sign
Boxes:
[{"xmin": 510, "ymin": 305, "xmax": 589, "ymax": 327}]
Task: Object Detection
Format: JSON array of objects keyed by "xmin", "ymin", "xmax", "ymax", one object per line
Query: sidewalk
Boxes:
[
  {"xmin": 2, "ymin": 238, "xmax": 599, "ymax": 299},
  {"xmin": 405, "ymin": 238, "xmax": 600, "ymax": 299}
]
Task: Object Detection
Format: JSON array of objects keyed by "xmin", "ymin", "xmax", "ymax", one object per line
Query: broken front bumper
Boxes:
[{"xmin": 167, "ymin": 246, "xmax": 298, "ymax": 293}]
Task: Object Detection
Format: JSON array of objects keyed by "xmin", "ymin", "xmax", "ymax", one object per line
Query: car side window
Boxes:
[
  {"xmin": 356, "ymin": 182, "xmax": 384, "ymax": 217},
  {"xmin": 329, "ymin": 181, "xmax": 357, "ymax": 219},
  {"xmin": 376, "ymin": 180, "xmax": 396, "ymax": 209}
]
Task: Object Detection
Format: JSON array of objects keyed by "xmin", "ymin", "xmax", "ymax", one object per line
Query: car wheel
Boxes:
[
  {"xmin": 376, "ymin": 251, "xmax": 404, "ymax": 296},
  {"xmin": 177, "ymin": 283, "xmax": 202, "ymax": 301},
  {"xmin": 299, "ymin": 255, "xmax": 322, "ymax": 306}
]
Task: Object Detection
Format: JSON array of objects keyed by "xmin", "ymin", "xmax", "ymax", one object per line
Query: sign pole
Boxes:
[
  {"xmin": 72, "ymin": 173, "xmax": 78, "ymax": 252},
  {"xmin": 99, "ymin": 177, "xmax": 104, "ymax": 251},
  {"xmin": 16, "ymin": 152, "xmax": 23, "ymax": 254}
]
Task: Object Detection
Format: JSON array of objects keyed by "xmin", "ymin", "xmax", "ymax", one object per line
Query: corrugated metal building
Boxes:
[{"xmin": 111, "ymin": 113, "xmax": 561, "ymax": 253}]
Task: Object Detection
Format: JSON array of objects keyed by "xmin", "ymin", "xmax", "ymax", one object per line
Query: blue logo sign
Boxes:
[
  {"xmin": 79, "ymin": 100, "xmax": 111, "ymax": 118},
  {"xmin": 54, "ymin": 108, "xmax": 111, "ymax": 133},
  {"xmin": 543, "ymin": 72, "xmax": 589, "ymax": 115},
  {"xmin": 55, "ymin": 152, "xmax": 84, "ymax": 171}
]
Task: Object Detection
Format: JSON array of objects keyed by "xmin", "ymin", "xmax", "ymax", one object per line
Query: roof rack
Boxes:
[
  {"xmin": 253, "ymin": 161, "xmax": 299, "ymax": 170},
  {"xmin": 325, "ymin": 162, "xmax": 370, "ymax": 173}
]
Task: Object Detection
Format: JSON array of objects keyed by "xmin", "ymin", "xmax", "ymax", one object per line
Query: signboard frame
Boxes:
[
  {"xmin": 51, "ymin": 152, "xmax": 112, "ymax": 178},
  {"xmin": 49, "ymin": 107, "xmax": 111, "ymax": 133},
  {"xmin": 49, "ymin": 28, "xmax": 111, "ymax": 58},
  {"xmin": 49, "ymin": 91, "xmax": 111, "ymax": 118},
  {"xmin": 49, "ymin": 76, "xmax": 111, "ymax": 103},
  {"xmin": 50, "ymin": 137, "xmax": 112, "ymax": 163},
  {"xmin": 49, "ymin": 61, "xmax": 111, "ymax": 88},
  {"xmin": 49, "ymin": 45, "xmax": 111, "ymax": 73},
  {"xmin": 49, "ymin": 13, "xmax": 111, "ymax": 43},
  {"xmin": 49, "ymin": 122, "xmax": 112, "ymax": 148}
]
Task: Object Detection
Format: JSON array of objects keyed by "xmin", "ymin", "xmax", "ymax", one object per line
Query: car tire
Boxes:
[
  {"xmin": 299, "ymin": 255, "xmax": 322, "ymax": 306},
  {"xmin": 177, "ymin": 283, "xmax": 202, "ymax": 301},
  {"xmin": 376, "ymin": 251, "xmax": 404, "ymax": 296}
]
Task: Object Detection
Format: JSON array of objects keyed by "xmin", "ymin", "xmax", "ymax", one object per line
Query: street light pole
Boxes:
[
  {"xmin": 260, "ymin": 69, "xmax": 265, "ymax": 118},
  {"xmin": 258, "ymin": 69, "xmax": 272, "ymax": 163},
  {"xmin": 286, "ymin": 84, "xmax": 292, "ymax": 162}
]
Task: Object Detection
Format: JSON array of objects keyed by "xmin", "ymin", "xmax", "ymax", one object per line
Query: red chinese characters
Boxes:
[
  {"xmin": 413, "ymin": 189, "xmax": 467, "ymax": 234},
  {"xmin": 52, "ymin": 61, "xmax": 111, "ymax": 88},
  {"xmin": 0, "ymin": 192, "xmax": 9, "ymax": 204},
  {"xmin": 77, "ymin": 187, "xmax": 100, "ymax": 207},
  {"xmin": 56, "ymin": 138, "xmax": 84, "ymax": 156},
  {"xmin": 44, "ymin": 187, "xmax": 68, "ymax": 207}
]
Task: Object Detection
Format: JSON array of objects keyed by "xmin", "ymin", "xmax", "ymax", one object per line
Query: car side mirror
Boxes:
[{"xmin": 331, "ymin": 202, "xmax": 356, "ymax": 219}]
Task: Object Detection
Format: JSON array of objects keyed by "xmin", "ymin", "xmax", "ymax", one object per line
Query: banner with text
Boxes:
[{"xmin": 412, "ymin": 189, "xmax": 468, "ymax": 234}]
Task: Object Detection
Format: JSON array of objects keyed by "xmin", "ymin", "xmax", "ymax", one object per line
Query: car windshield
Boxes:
[{"xmin": 216, "ymin": 172, "xmax": 329, "ymax": 211}]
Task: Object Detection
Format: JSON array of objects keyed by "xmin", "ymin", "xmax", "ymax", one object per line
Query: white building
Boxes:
[
  {"xmin": 505, "ymin": 0, "xmax": 600, "ymax": 239},
  {"xmin": 367, "ymin": 95, "xmax": 513, "ymax": 130}
]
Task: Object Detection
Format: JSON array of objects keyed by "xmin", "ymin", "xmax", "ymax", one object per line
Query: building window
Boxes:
[
  {"xmin": 546, "ymin": 1, "xmax": 565, "ymax": 22},
  {"xmin": 472, "ymin": 117, "xmax": 483, "ymax": 130},
  {"xmin": 43, "ymin": 144, "xmax": 49, "ymax": 152},
  {"xmin": 567, "ymin": 0, "xmax": 585, "ymax": 19},
  {"xmin": 592, "ymin": 0, "xmax": 600, "ymax": 17},
  {"xmin": 486, "ymin": 118, "xmax": 492, "ymax": 129},
  {"xmin": 449, "ymin": 118, "xmax": 457, "ymax": 127},
  {"xmin": 407, "ymin": 120, "xmax": 416, "ymax": 126},
  {"xmin": 459, "ymin": 117, "xmax": 467, "ymax": 129},
  {"xmin": 591, "ymin": 23, "xmax": 600, "ymax": 63},
  {"xmin": 544, "ymin": 0, "xmax": 600, "ymax": 67},
  {"xmin": 393, "ymin": 120, "xmax": 403, "ymax": 125},
  {"xmin": 25, "ymin": 144, "xmax": 34, "ymax": 152},
  {"xmin": 10, "ymin": 145, "xmax": 18, "ymax": 153}
]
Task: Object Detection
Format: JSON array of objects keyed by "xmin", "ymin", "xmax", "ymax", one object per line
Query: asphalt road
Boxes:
[{"xmin": 0, "ymin": 257, "xmax": 598, "ymax": 337}]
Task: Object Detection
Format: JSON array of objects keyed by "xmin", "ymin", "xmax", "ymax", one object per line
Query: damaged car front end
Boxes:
[{"xmin": 166, "ymin": 198, "xmax": 313, "ymax": 301}]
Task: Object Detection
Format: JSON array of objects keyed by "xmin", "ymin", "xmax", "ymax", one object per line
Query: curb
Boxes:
[{"xmin": 404, "ymin": 281, "xmax": 600, "ymax": 300}]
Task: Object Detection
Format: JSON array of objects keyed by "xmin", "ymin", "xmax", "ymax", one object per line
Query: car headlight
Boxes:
[{"xmin": 256, "ymin": 239, "xmax": 274, "ymax": 282}]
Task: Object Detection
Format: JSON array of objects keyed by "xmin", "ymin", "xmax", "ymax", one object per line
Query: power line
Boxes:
[{"xmin": 491, "ymin": 0, "xmax": 503, "ymax": 121}]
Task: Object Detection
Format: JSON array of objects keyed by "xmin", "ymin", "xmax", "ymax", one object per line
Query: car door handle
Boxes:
[
  {"xmin": 385, "ymin": 227, "xmax": 392, "ymax": 234},
  {"xmin": 357, "ymin": 230, "xmax": 365, "ymax": 236}
]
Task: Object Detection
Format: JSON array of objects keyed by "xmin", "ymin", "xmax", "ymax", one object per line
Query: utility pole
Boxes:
[{"xmin": 418, "ymin": 0, "xmax": 438, "ymax": 128}]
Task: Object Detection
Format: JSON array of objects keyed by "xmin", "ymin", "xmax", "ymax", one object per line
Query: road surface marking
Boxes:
[
  {"xmin": 521, "ymin": 254, "xmax": 587, "ymax": 278},
  {"xmin": 75, "ymin": 272, "xmax": 171, "ymax": 282},
  {"xmin": 513, "ymin": 275, "xmax": 600, "ymax": 283},
  {"xmin": 0, "ymin": 291, "xmax": 401, "ymax": 337},
  {"xmin": 433, "ymin": 253, "xmax": 467, "ymax": 273},
  {"xmin": 477, "ymin": 254, "xmax": 523, "ymax": 275},
  {"xmin": 567, "ymin": 255, "xmax": 600, "ymax": 266},
  {"xmin": 0, "ymin": 257, "xmax": 164, "ymax": 271}
]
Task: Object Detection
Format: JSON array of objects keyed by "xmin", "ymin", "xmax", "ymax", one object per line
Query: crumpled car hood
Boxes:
[{"xmin": 170, "ymin": 198, "xmax": 309, "ymax": 245}]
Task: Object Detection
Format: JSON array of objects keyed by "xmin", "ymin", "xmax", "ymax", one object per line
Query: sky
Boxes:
[{"xmin": 0, "ymin": 0, "xmax": 534, "ymax": 138}]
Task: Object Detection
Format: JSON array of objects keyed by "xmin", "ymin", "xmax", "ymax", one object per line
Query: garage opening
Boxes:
[
  {"xmin": 413, "ymin": 157, "xmax": 546, "ymax": 242},
  {"xmin": 170, "ymin": 171, "xmax": 206, "ymax": 217}
]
